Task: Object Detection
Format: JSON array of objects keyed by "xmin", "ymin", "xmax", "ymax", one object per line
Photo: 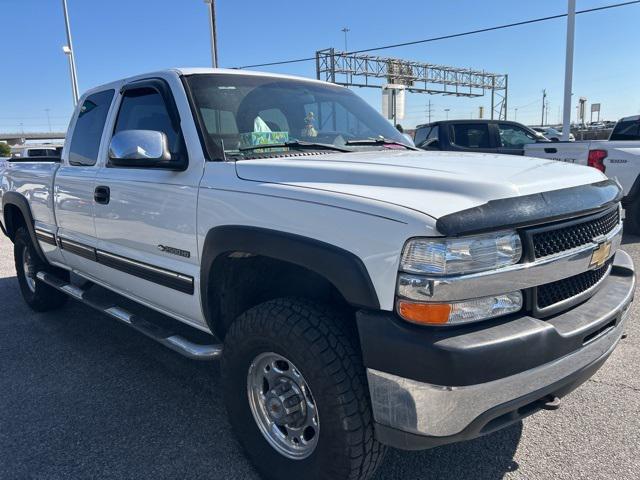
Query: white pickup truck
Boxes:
[
  {"xmin": 0, "ymin": 68, "xmax": 635, "ymax": 480},
  {"xmin": 525, "ymin": 116, "xmax": 640, "ymax": 232}
]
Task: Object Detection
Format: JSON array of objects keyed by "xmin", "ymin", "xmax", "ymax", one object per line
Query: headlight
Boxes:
[
  {"xmin": 400, "ymin": 231, "xmax": 522, "ymax": 276},
  {"xmin": 397, "ymin": 292, "xmax": 523, "ymax": 326}
]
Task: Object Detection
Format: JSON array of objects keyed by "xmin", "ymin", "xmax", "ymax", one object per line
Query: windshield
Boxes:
[{"xmin": 184, "ymin": 74, "xmax": 409, "ymax": 159}]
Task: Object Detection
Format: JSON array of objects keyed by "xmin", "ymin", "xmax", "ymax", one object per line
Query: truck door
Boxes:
[
  {"xmin": 92, "ymin": 78, "xmax": 204, "ymax": 327},
  {"xmin": 55, "ymin": 89, "xmax": 115, "ymax": 273},
  {"xmin": 447, "ymin": 123, "xmax": 498, "ymax": 154}
]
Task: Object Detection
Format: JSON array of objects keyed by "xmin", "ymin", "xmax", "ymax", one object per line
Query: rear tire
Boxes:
[
  {"xmin": 14, "ymin": 227, "xmax": 68, "ymax": 312},
  {"xmin": 221, "ymin": 298, "xmax": 385, "ymax": 480}
]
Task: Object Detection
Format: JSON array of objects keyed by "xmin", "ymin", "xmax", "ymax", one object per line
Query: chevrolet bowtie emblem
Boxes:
[{"xmin": 590, "ymin": 240, "xmax": 611, "ymax": 268}]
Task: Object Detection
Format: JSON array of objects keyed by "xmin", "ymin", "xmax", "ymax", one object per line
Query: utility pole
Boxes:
[
  {"xmin": 545, "ymin": 101, "xmax": 550, "ymax": 127},
  {"xmin": 444, "ymin": 108, "xmax": 450, "ymax": 120},
  {"xmin": 341, "ymin": 27, "xmax": 350, "ymax": 52},
  {"xmin": 561, "ymin": 0, "xmax": 576, "ymax": 140},
  {"xmin": 514, "ymin": 107, "xmax": 518, "ymax": 121},
  {"xmin": 426, "ymin": 99, "xmax": 433, "ymax": 123},
  {"xmin": 541, "ymin": 89, "xmax": 547, "ymax": 126},
  {"xmin": 61, "ymin": 0, "xmax": 79, "ymax": 106},
  {"xmin": 203, "ymin": 0, "xmax": 219, "ymax": 67}
]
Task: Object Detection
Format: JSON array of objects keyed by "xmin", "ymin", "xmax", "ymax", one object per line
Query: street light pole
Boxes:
[
  {"xmin": 341, "ymin": 27, "xmax": 350, "ymax": 52},
  {"xmin": 61, "ymin": 0, "xmax": 79, "ymax": 106},
  {"xmin": 204, "ymin": 0, "xmax": 219, "ymax": 67},
  {"xmin": 561, "ymin": 0, "xmax": 576, "ymax": 140}
]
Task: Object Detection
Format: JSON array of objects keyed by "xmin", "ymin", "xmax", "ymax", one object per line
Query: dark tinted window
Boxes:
[
  {"xmin": 414, "ymin": 126, "xmax": 430, "ymax": 146},
  {"xmin": 114, "ymin": 89, "xmax": 181, "ymax": 156},
  {"xmin": 69, "ymin": 90, "xmax": 115, "ymax": 166},
  {"xmin": 610, "ymin": 118, "xmax": 640, "ymax": 141},
  {"xmin": 497, "ymin": 123, "xmax": 538, "ymax": 148},
  {"xmin": 450, "ymin": 124, "xmax": 490, "ymax": 148},
  {"xmin": 28, "ymin": 149, "xmax": 58, "ymax": 157}
]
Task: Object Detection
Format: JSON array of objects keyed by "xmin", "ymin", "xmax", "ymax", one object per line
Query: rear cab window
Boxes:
[
  {"xmin": 68, "ymin": 89, "xmax": 115, "ymax": 166},
  {"xmin": 610, "ymin": 118, "xmax": 640, "ymax": 141}
]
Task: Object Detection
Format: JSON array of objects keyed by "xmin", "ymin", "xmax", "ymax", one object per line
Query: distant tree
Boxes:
[{"xmin": 0, "ymin": 143, "xmax": 11, "ymax": 157}]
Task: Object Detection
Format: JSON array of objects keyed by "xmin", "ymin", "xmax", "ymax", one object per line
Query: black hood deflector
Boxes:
[{"xmin": 436, "ymin": 179, "xmax": 623, "ymax": 236}]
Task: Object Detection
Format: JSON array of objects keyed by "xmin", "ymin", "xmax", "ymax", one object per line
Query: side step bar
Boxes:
[{"xmin": 37, "ymin": 271, "xmax": 223, "ymax": 361}]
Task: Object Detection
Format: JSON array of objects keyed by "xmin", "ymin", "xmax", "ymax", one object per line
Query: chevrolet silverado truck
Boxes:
[
  {"xmin": 525, "ymin": 116, "xmax": 640, "ymax": 233},
  {"xmin": 0, "ymin": 68, "xmax": 635, "ymax": 480}
]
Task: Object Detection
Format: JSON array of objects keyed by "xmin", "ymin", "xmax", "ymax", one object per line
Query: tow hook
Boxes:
[{"xmin": 539, "ymin": 395, "xmax": 561, "ymax": 411}]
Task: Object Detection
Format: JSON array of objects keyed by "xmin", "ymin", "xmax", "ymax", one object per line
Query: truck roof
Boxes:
[
  {"xmin": 82, "ymin": 68, "xmax": 336, "ymax": 99},
  {"xmin": 415, "ymin": 119, "xmax": 526, "ymax": 129}
]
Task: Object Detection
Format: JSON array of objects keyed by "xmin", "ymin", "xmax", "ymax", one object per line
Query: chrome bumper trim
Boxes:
[
  {"xmin": 368, "ymin": 267, "xmax": 633, "ymax": 438},
  {"xmin": 398, "ymin": 223, "xmax": 622, "ymax": 302}
]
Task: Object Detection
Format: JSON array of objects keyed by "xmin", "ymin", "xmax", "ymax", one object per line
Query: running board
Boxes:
[{"xmin": 36, "ymin": 271, "xmax": 223, "ymax": 361}]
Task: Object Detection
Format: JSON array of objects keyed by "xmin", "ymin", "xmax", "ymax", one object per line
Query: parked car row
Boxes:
[{"xmin": 531, "ymin": 126, "xmax": 575, "ymax": 142}]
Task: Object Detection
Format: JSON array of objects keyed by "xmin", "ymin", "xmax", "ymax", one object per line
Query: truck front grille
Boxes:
[
  {"xmin": 532, "ymin": 208, "xmax": 619, "ymax": 259},
  {"xmin": 536, "ymin": 261, "xmax": 611, "ymax": 310}
]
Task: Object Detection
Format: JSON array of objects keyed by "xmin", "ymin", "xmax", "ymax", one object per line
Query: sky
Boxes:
[{"xmin": 1, "ymin": 0, "xmax": 638, "ymax": 134}]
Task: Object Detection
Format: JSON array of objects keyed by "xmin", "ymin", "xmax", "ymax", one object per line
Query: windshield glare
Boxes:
[{"xmin": 185, "ymin": 74, "xmax": 408, "ymax": 159}]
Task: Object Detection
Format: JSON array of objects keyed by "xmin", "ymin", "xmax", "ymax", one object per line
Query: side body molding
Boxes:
[
  {"xmin": 200, "ymin": 226, "xmax": 381, "ymax": 327},
  {"xmin": 2, "ymin": 192, "xmax": 48, "ymax": 262}
]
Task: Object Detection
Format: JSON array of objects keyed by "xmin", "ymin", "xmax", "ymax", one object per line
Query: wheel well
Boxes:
[
  {"xmin": 206, "ymin": 253, "xmax": 353, "ymax": 339},
  {"xmin": 3, "ymin": 204, "xmax": 26, "ymax": 241}
]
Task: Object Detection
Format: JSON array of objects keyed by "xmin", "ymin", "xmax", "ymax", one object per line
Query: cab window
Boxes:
[
  {"xmin": 68, "ymin": 89, "xmax": 115, "ymax": 166},
  {"xmin": 450, "ymin": 124, "xmax": 490, "ymax": 149},
  {"xmin": 498, "ymin": 123, "xmax": 538, "ymax": 149}
]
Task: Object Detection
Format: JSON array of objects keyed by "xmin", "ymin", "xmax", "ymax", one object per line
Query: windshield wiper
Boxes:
[
  {"xmin": 238, "ymin": 140, "xmax": 352, "ymax": 153},
  {"xmin": 345, "ymin": 137, "xmax": 419, "ymax": 150}
]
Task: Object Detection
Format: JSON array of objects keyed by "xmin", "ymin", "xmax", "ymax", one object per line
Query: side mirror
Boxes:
[{"xmin": 108, "ymin": 130, "xmax": 171, "ymax": 167}]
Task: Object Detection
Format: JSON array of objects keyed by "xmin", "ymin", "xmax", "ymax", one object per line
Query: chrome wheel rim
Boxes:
[
  {"xmin": 247, "ymin": 352, "xmax": 319, "ymax": 460},
  {"xmin": 22, "ymin": 246, "xmax": 36, "ymax": 293}
]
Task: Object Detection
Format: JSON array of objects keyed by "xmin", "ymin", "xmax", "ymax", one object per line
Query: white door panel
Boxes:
[{"xmin": 93, "ymin": 170, "xmax": 203, "ymax": 324}]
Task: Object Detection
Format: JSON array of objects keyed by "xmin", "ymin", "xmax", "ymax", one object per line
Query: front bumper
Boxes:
[{"xmin": 358, "ymin": 250, "xmax": 635, "ymax": 450}]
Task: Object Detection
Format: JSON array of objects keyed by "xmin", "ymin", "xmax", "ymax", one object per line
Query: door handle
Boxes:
[
  {"xmin": 94, "ymin": 186, "xmax": 110, "ymax": 205},
  {"xmin": 544, "ymin": 147, "xmax": 558, "ymax": 154}
]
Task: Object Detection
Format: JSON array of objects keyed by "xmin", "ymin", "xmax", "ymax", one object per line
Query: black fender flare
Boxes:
[
  {"xmin": 2, "ymin": 191, "xmax": 48, "ymax": 263},
  {"xmin": 200, "ymin": 225, "xmax": 380, "ymax": 329}
]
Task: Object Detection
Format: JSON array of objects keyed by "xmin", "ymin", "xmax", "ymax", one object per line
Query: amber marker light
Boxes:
[{"xmin": 397, "ymin": 301, "xmax": 451, "ymax": 325}]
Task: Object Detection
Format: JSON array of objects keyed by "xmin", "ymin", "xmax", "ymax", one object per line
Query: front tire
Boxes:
[
  {"xmin": 221, "ymin": 298, "xmax": 385, "ymax": 480},
  {"xmin": 14, "ymin": 227, "xmax": 68, "ymax": 312}
]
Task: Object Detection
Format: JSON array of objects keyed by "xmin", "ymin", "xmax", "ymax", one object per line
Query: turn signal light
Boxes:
[
  {"xmin": 397, "ymin": 292, "xmax": 523, "ymax": 326},
  {"xmin": 397, "ymin": 301, "xmax": 451, "ymax": 325}
]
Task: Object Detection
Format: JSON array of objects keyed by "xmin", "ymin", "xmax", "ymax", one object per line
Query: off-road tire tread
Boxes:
[{"xmin": 222, "ymin": 297, "xmax": 385, "ymax": 480}]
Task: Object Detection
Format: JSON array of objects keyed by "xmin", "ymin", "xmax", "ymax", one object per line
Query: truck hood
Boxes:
[{"xmin": 235, "ymin": 150, "xmax": 607, "ymax": 219}]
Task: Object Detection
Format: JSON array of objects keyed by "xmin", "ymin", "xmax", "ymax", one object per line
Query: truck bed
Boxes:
[{"xmin": 0, "ymin": 161, "xmax": 60, "ymax": 230}]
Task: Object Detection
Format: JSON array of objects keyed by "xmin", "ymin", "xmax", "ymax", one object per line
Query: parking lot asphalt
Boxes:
[{"xmin": 0, "ymin": 233, "xmax": 639, "ymax": 480}]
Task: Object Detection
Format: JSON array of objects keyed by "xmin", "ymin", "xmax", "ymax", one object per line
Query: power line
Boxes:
[{"xmin": 234, "ymin": 1, "xmax": 640, "ymax": 69}]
